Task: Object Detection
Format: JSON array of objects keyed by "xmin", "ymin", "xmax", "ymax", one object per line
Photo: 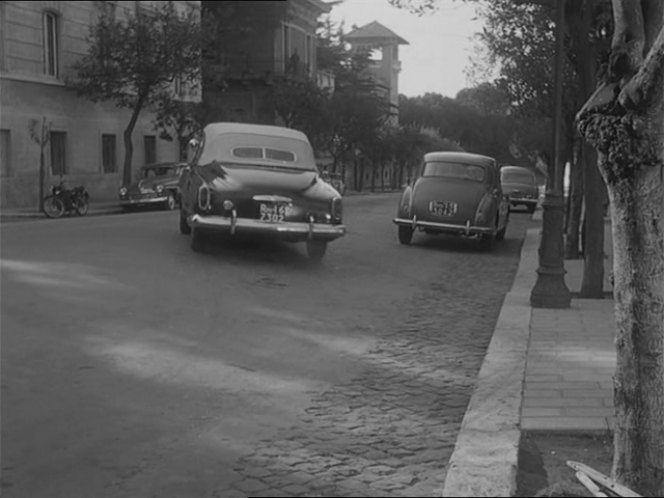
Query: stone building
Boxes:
[{"xmin": 0, "ymin": 1, "xmax": 198, "ymax": 208}]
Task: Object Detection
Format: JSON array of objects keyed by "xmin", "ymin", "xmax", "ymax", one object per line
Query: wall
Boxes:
[{"xmin": 0, "ymin": 1, "xmax": 194, "ymax": 208}]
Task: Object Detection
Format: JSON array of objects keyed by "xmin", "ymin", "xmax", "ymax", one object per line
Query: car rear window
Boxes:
[
  {"xmin": 502, "ymin": 172, "xmax": 535, "ymax": 184},
  {"xmin": 423, "ymin": 162, "xmax": 485, "ymax": 182},
  {"xmin": 232, "ymin": 147, "xmax": 296, "ymax": 163}
]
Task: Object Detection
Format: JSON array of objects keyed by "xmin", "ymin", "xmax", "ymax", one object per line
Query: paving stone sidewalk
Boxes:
[{"xmin": 443, "ymin": 213, "xmax": 616, "ymax": 497}]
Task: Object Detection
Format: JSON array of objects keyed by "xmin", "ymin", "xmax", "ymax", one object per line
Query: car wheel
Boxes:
[
  {"xmin": 398, "ymin": 225, "xmax": 413, "ymax": 245},
  {"xmin": 528, "ymin": 204, "xmax": 536, "ymax": 213},
  {"xmin": 306, "ymin": 240, "xmax": 327, "ymax": 262},
  {"xmin": 179, "ymin": 209, "xmax": 191, "ymax": 235},
  {"xmin": 165, "ymin": 192, "xmax": 176, "ymax": 210},
  {"xmin": 480, "ymin": 232, "xmax": 497, "ymax": 251},
  {"xmin": 496, "ymin": 213, "xmax": 508, "ymax": 241},
  {"xmin": 191, "ymin": 227, "xmax": 206, "ymax": 252}
]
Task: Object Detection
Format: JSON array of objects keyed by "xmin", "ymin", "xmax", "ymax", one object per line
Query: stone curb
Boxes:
[{"xmin": 441, "ymin": 227, "xmax": 540, "ymax": 497}]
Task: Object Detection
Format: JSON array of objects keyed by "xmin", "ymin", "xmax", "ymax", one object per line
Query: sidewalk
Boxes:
[
  {"xmin": 442, "ymin": 209, "xmax": 616, "ymax": 497},
  {"xmin": 0, "ymin": 201, "xmax": 123, "ymax": 222}
]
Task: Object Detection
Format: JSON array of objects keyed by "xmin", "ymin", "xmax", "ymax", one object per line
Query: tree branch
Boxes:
[
  {"xmin": 609, "ymin": 0, "xmax": 646, "ymax": 80},
  {"xmin": 618, "ymin": 20, "xmax": 664, "ymax": 109}
]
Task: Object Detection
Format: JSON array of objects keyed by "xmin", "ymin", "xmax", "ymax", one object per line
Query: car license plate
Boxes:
[
  {"xmin": 429, "ymin": 201, "xmax": 457, "ymax": 216},
  {"xmin": 259, "ymin": 203, "xmax": 287, "ymax": 223}
]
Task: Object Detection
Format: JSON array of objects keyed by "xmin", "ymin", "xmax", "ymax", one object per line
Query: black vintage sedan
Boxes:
[
  {"xmin": 119, "ymin": 162, "xmax": 186, "ymax": 211},
  {"xmin": 393, "ymin": 151, "xmax": 510, "ymax": 250},
  {"xmin": 178, "ymin": 123, "xmax": 346, "ymax": 261}
]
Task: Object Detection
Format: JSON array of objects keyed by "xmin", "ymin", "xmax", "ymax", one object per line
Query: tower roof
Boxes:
[{"xmin": 345, "ymin": 21, "xmax": 409, "ymax": 45}]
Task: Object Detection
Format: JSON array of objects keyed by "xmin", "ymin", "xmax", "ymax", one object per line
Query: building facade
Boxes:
[
  {"xmin": 0, "ymin": 1, "xmax": 198, "ymax": 208},
  {"xmin": 345, "ymin": 21, "xmax": 408, "ymax": 124},
  {"xmin": 201, "ymin": 0, "xmax": 331, "ymax": 124}
]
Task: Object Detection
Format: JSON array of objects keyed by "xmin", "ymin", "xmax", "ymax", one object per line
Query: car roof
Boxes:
[
  {"xmin": 203, "ymin": 122, "xmax": 310, "ymax": 142},
  {"xmin": 423, "ymin": 151, "xmax": 497, "ymax": 168}
]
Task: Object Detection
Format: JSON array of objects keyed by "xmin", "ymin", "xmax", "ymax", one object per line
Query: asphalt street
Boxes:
[{"xmin": 1, "ymin": 193, "xmax": 537, "ymax": 497}]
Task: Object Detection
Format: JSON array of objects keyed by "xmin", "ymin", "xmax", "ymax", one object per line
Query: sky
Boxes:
[{"xmin": 326, "ymin": 0, "xmax": 486, "ymax": 99}]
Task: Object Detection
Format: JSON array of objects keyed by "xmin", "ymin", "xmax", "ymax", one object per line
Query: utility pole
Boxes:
[{"xmin": 530, "ymin": 0, "xmax": 571, "ymax": 309}]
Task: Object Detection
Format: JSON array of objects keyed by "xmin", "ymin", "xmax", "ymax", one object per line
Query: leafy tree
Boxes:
[
  {"xmin": 69, "ymin": 1, "xmax": 201, "ymax": 185},
  {"xmin": 152, "ymin": 97, "xmax": 204, "ymax": 162}
]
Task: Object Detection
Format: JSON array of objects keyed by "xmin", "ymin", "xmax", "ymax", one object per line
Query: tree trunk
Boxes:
[
  {"xmin": 122, "ymin": 94, "xmax": 147, "ymax": 187},
  {"xmin": 579, "ymin": 143, "xmax": 607, "ymax": 298},
  {"xmin": 577, "ymin": 2, "xmax": 664, "ymax": 490},
  {"xmin": 565, "ymin": 141, "xmax": 584, "ymax": 259}
]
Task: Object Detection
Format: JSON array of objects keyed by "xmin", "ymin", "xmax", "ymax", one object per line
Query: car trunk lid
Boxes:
[{"xmin": 413, "ymin": 179, "xmax": 488, "ymax": 223}]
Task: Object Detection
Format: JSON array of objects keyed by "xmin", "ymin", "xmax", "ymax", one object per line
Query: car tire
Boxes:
[
  {"xmin": 527, "ymin": 204, "xmax": 536, "ymax": 213},
  {"xmin": 306, "ymin": 240, "xmax": 327, "ymax": 262},
  {"xmin": 191, "ymin": 227, "xmax": 205, "ymax": 252},
  {"xmin": 480, "ymin": 232, "xmax": 497, "ymax": 251},
  {"xmin": 165, "ymin": 192, "xmax": 176, "ymax": 211},
  {"xmin": 398, "ymin": 225, "xmax": 413, "ymax": 245},
  {"xmin": 179, "ymin": 209, "xmax": 191, "ymax": 235},
  {"xmin": 496, "ymin": 213, "xmax": 508, "ymax": 241}
]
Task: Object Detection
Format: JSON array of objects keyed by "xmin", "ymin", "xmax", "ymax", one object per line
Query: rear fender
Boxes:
[{"xmin": 397, "ymin": 187, "xmax": 413, "ymax": 218}]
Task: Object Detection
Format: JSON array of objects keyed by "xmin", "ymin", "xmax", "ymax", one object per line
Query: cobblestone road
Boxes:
[
  {"xmin": 2, "ymin": 195, "xmax": 534, "ymax": 498},
  {"xmin": 216, "ymin": 210, "xmax": 535, "ymax": 497}
]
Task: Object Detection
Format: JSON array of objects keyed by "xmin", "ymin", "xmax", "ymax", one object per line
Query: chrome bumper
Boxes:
[
  {"xmin": 189, "ymin": 214, "xmax": 346, "ymax": 241},
  {"xmin": 393, "ymin": 217, "xmax": 493, "ymax": 236},
  {"xmin": 120, "ymin": 196, "xmax": 168, "ymax": 206}
]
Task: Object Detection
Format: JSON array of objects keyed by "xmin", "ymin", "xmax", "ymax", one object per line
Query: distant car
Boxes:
[
  {"xmin": 393, "ymin": 151, "xmax": 510, "ymax": 251},
  {"xmin": 119, "ymin": 162, "xmax": 186, "ymax": 211},
  {"xmin": 178, "ymin": 122, "xmax": 346, "ymax": 261},
  {"xmin": 500, "ymin": 165, "xmax": 539, "ymax": 213}
]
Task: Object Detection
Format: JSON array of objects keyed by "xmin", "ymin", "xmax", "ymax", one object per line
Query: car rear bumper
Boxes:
[
  {"xmin": 393, "ymin": 217, "xmax": 494, "ymax": 236},
  {"xmin": 188, "ymin": 214, "xmax": 346, "ymax": 241},
  {"xmin": 508, "ymin": 196, "xmax": 538, "ymax": 205},
  {"xmin": 120, "ymin": 196, "xmax": 168, "ymax": 206}
]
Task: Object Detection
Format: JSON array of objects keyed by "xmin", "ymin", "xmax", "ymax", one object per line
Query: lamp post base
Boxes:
[{"xmin": 530, "ymin": 190, "xmax": 571, "ymax": 309}]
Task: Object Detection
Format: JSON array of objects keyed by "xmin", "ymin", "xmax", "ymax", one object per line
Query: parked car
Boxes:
[
  {"xmin": 393, "ymin": 151, "xmax": 510, "ymax": 250},
  {"xmin": 119, "ymin": 162, "xmax": 186, "ymax": 211},
  {"xmin": 178, "ymin": 122, "xmax": 346, "ymax": 261},
  {"xmin": 500, "ymin": 165, "xmax": 539, "ymax": 213}
]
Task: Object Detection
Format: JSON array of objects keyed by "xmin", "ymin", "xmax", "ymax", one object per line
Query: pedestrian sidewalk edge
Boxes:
[{"xmin": 441, "ymin": 227, "xmax": 540, "ymax": 497}]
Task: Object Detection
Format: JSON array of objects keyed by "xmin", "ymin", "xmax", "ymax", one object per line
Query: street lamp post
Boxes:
[{"xmin": 530, "ymin": 0, "xmax": 571, "ymax": 309}]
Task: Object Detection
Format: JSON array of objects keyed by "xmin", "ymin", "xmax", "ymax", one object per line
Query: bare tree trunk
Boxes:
[
  {"xmin": 577, "ymin": 2, "xmax": 664, "ymax": 493},
  {"xmin": 579, "ymin": 144, "xmax": 607, "ymax": 297},
  {"xmin": 122, "ymin": 94, "xmax": 147, "ymax": 187}
]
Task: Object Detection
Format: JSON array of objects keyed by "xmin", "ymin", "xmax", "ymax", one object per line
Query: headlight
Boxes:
[
  {"xmin": 119, "ymin": 187, "xmax": 127, "ymax": 196},
  {"xmin": 155, "ymin": 184, "xmax": 164, "ymax": 194}
]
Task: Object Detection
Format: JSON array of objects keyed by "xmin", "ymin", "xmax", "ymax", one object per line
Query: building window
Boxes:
[
  {"xmin": 1, "ymin": 130, "xmax": 11, "ymax": 177},
  {"xmin": 144, "ymin": 135, "xmax": 156, "ymax": 164},
  {"xmin": 50, "ymin": 132, "xmax": 67, "ymax": 176},
  {"xmin": 102, "ymin": 134, "xmax": 117, "ymax": 173},
  {"xmin": 43, "ymin": 11, "xmax": 59, "ymax": 77}
]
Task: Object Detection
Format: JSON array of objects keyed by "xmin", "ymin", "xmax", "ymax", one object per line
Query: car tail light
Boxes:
[
  {"xmin": 198, "ymin": 184, "xmax": 211, "ymax": 212},
  {"xmin": 330, "ymin": 197, "xmax": 342, "ymax": 222}
]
